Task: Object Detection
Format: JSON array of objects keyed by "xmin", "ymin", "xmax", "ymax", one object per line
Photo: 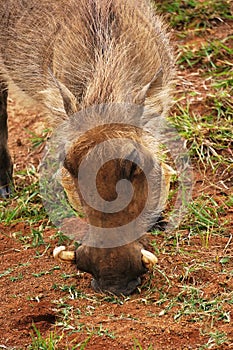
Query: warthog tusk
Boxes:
[
  {"xmin": 141, "ymin": 249, "xmax": 158, "ymax": 270},
  {"xmin": 53, "ymin": 246, "xmax": 75, "ymax": 262}
]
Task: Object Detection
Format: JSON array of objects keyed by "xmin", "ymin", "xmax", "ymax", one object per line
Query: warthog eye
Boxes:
[
  {"xmin": 120, "ymin": 145, "xmax": 154, "ymax": 180},
  {"xmin": 120, "ymin": 159, "xmax": 139, "ymax": 180}
]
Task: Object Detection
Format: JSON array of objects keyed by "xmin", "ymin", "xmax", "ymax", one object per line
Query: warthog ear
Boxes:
[
  {"xmin": 134, "ymin": 68, "xmax": 163, "ymax": 105},
  {"xmin": 58, "ymin": 81, "xmax": 78, "ymax": 116},
  {"xmin": 47, "ymin": 68, "xmax": 78, "ymax": 116}
]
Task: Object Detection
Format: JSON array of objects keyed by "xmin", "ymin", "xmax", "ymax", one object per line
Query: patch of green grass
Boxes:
[
  {"xmin": 169, "ymin": 100, "xmax": 232, "ymax": 167},
  {"xmin": 68, "ymin": 323, "xmax": 115, "ymax": 339},
  {"xmin": 178, "ymin": 36, "xmax": 233, "ymax": 70},
  {"xmin": 71, "ymin": 335, "xmax": 93, "ymax": 350},
  {"xmin": 32, "ymin": 265, "xmax": 60, "ymax": 278},
  {"xmin": 12, "ymin": 223, "xmax": 51, "ymax": 249},
  {"xmin": 0, "ymin": 263, "xmax": 30, "ymax": 280},
  {"xmin": 177, "ymin": 195, "xmax": 229, "ymax": 245},
  {"xmin": 173, "ymin": 286, "xmax": 231, "ymax": 322},
  {"xmin": 0, "ymin": 167, "xmax": 47, "ymax": 225},
  {"xmin": 58, "ymin": 284, "xmax": 92, "ymax": 300},
  {"xmin": 147, "ymin": 282, "xmax": 233, "ymax": 326},
  {"xmin": 173, "ymin": 36, "xmax": 233, "ymax": 169},
  {"xmin": 55, "ymin": 302, "xmax": 75, "ymax": 324},
  {"xmin": 94, "ymin": 324, "xmax": 116, "ymax": 339},
  {"xmin": 133, "ymin": 339, "xmax": 154, "ymax": 350},
  {"xmin": 212, "ymin": 69, "xmax": 233, "ymax": 90},
  {"xmin": 206, "ymin": 90, "xmax": 233, "ymax": 120},
  {"xmin": 52, "ymin": 230, "xmax": 71, "ymax": 245},
  {"xmin": 54, "ymin": 301, "xmax": 116, "ymax": 343},
  {"xmin": 154, "ymin": 0, "xmax": 233, "ymax": 30},
  {"xmin": 31, "ymin": 226, "xmax": 46, "ymax": 246},
  {"xmin": 199, "ymin": 331, "xmax": 230, "ymax": 349},
  {"xmin": 29, "ymin": 320, "xmax": 94, "ymax": 350},
  {"xmin": 100, "ymin": 294, "xmax": 129, "ymax": 305},
  {"xmin": 28, "ymin": 324, "xmax": 61, "ymax": 350},
  {"xmin": 225, "ymin": 195, "xmax": 233, "ymax": 208},
  {"xmin": 9, "ymin": 272, "xmax": 24, "ymax": 282},
  {"xmin": 139, "ymin": 256, "xmax": 233, "ymax": 324},
  {"xmin": 0, "ymin": 267, "xmax": 13, "ymax": 278},
  {"xmin": 55, "ymin": 284, "xmax": 129, "ymax": 305},
  {"xmin": 26, "ymin": 128, "xmax": 51, "ymax": 149},
  {"xmin": 61, "ymin": 272, "xmax": 77, "ymax": 279}
]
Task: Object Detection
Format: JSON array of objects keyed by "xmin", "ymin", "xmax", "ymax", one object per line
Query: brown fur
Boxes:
[
  {"xmin": 0, "ymin": 0, "xmax": 174, "ymax": 120},
  {"xmin": 0, "ymin": 0, "xmax": 175, "ymax": 295}
]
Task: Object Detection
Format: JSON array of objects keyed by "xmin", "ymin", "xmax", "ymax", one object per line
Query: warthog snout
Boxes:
[{"xmin": 54, "ymin": 242, "xmax": 157, "ymax": 295}]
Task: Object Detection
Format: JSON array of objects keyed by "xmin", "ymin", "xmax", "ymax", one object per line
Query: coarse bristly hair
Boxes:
[
  {"xmin": 0, "ymin": 0, "xmax": 175, "ymax": 128},
  {"xmin": 0, "ymin": 0, "xmax": 176, "ymax": 232}
]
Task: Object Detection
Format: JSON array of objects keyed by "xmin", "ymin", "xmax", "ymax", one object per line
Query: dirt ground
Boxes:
[{"xmin": 0, "ymin": 9, "xmax": 233, "ymax": 350}]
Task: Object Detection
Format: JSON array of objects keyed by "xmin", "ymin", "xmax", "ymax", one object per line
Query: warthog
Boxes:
[{"xmin": 0, "ymin": 0, "xmax": 175, "ymax": 295}]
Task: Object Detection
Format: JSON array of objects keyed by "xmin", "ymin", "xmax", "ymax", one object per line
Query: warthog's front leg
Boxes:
[{"xmin": 0, "ymin": 80, "xmax": 13, "ymax": 198}]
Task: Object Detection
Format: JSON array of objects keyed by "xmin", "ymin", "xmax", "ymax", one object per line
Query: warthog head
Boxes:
[{"xmin": 52, "ymin": 118, "xmax": 172, "ymax": 295}]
